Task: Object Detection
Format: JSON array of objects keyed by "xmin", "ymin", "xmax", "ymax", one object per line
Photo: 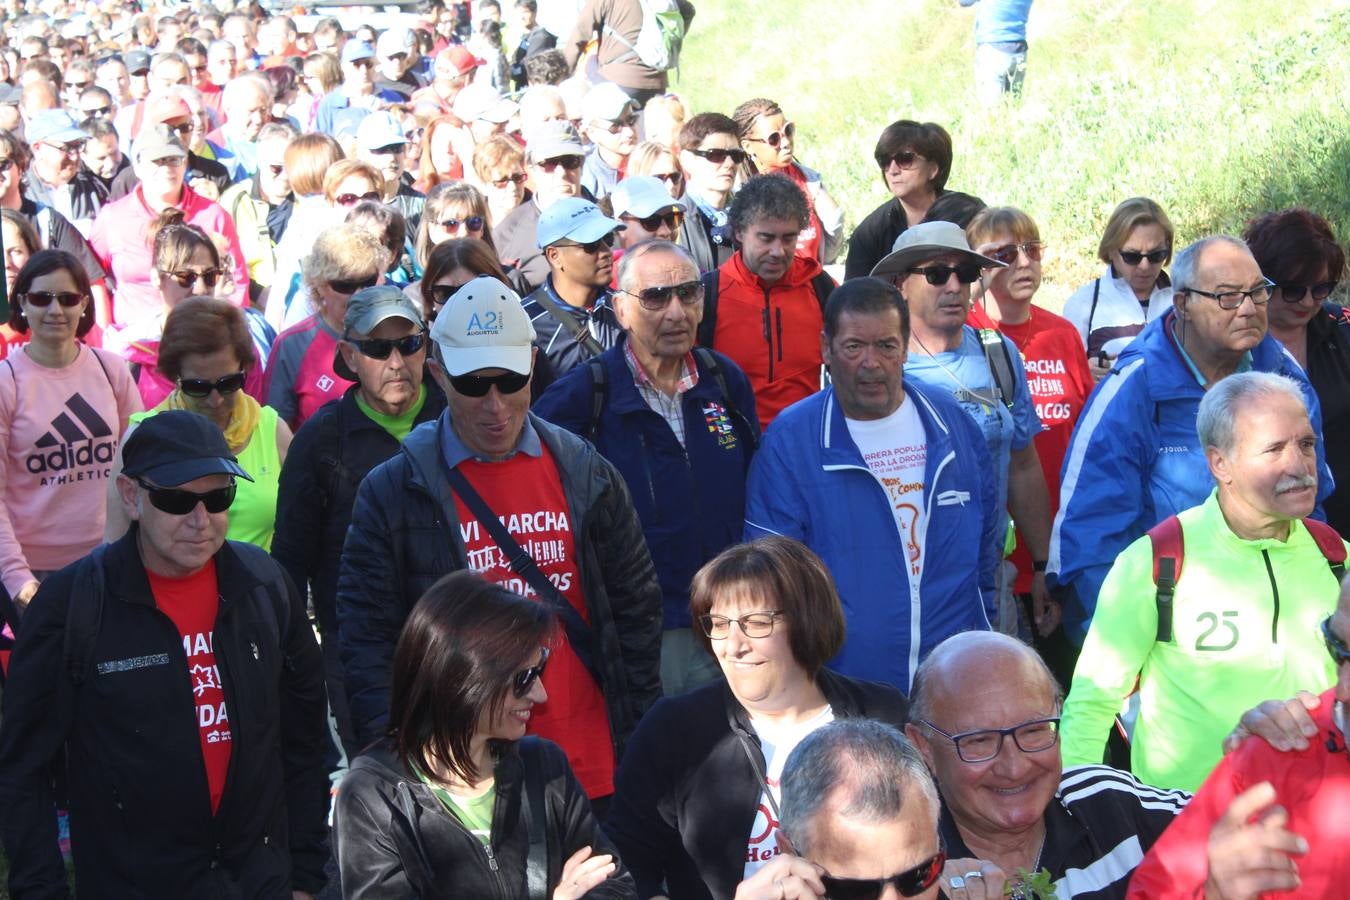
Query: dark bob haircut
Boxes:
[
  {"xmin": 9, "ymin": 249, "xmax": 96, "ymax": 338},
  {"xmin": 420, "ymin": 238, "xmax": 511, "ymax": 323},
  {"xmin": 391, "ymin": 570, "xmax": 555, "ymax": 784},
  {"xmin": 728, "ymin": 172, "xmax": 809, "ymax": 239},
  {"xmin": 823, "ymin": 276, "xmax": 910, "ymax": 346},
  {"xmin": 1243, "ymin": 207, "xmax": 1347, "ymax": 291},
  {"xmin": 688, "ymin": 536, "xmax": 846, "ymax": 678},
  {"xmin": 872, "ymin": 119, "xmax": 953, "ymax": 193}
]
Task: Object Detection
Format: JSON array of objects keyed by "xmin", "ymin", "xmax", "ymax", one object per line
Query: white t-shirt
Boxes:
[
  {"xmin": 846, "ymin": 399, "xmax": 929, "ymax": 600},
  {"xmin": 743, "ymin": 705, "xmax": 835, "ymax": 878}
]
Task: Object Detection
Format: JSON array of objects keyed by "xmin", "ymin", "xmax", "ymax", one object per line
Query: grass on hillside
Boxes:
[{"xmin": 671, "ymin": 0, "xmax": 1350, "ymax": 299}]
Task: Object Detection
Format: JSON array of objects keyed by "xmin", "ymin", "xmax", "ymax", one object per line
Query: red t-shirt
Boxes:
[
  {"xmin": 148, "ymin": 559, "xmax": 231, "ymax": 814},
  {"xmin": 969, "ymin": 304, "xmax": 1095, "ymax": 592},
  {"xmin": 452, "ymin": 444, "xmax": 617, "ymax": 798}
]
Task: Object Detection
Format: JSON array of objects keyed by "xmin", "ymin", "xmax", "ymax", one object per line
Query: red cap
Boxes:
[
  {"xmin": 146, "ymin": 94, "xmax": 192, "ymax": 125},
  {"xmin": 437, "ymin": 45, "xmax": 484, "ymax": 76}
]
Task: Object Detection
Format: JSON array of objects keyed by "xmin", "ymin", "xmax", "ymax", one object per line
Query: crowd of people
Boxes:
[{"xmin": 0, "ymin": 0, "xmax": 1345, "ymax": 898}]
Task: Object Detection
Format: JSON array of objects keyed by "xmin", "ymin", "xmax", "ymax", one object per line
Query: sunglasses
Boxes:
[
  {"xmin": 346, "ymin": 333, "xmax": 427, "ymax": 360},
  {"xmin": 688, "ymin": 147, "xmax": 746, "ymax": 166},
  {"xmin": 652, "ymin": 171, "xmax": 683, "ymax": 186},
  {"xmin": 160, "ymin": 268, "xmax": 222, "ymax": 290},
  {"xmin": 440, "ymin": 215, "xmax": 485, "ymax": 232},
  {"xmin": 558, "ymin": 232, "xmax": 616, "ymax": 254},
  {"xmin": 1118, "ymin": 248, "xmax": 1169, "ymax": 266},
  {"xmin": 536, "ymin": 155, "xmax": 583, "ymax": 173},
  {"xmin": 178, "ymin": 371, "xmax": 246, "ymax": 397},
  {"xmin": 405, "ymin": 127, "xmax": 425, "ymax": 142},
  {"xmin": 350, "ymin": 58, "xmax": 375, "ymax": 70},
  {"xmin": 818, "ymin": 851, "xmax": 946, "ymax": 900},
  {"xmin": 83, "ymin": 105, "xmax": 113, "ymax": 118},
  {"xmin": 429, "ymin": 282, "xmax": 471, "ymax": 309},
  {"xmin": 747, "ymin": 121, "xmax": 795, "ymax": 147},
  {"xmin": 623, "ymin": 279, "xmax": 704, "ymax": 311},
  {"xmin": 492, "ymin": 172, "xmax": 529, "ymax": 188},
  {"xmin": 0, "ymin": 158, "xmax": 12, "ymax": 174},
  {"xmin": 600, "ymin": 114, "xmax": 638, "ymax": 133},
  {"xmin": 264, "ymin": 163, "xmax": 285, "ymax": 177},
  {"xmin": 136, "ymin": 478, "xmax": 237, "ymax": 515},
  {"xmin": 329, "ymin": 271, "xmax": 381, "ymax": 295},
  {"xmin": 884, "ymin": 150, "xmax": 922, "ymax": 170},
  {"xmin": 21, "ymin": 291, "xmax": 85, "ymax": 308},
  {"xmin": 1322, "ymin": 616, "xmax": 1350, "ymax": 665},
  {"xmin": 512, "ymin": 647, "xmax": 550, "ymax": 698},
  {"xmin": 336, "ymin": 191, "xmax": 383, "ymax": 207},
  {"xmin": 166, "ymin": 121, "xmax": 193, "ymax": 138},
  {"xmin": 989, "ymin": 242, "xmax": 1045, "ymax": 266},
  {"xmin": 1279, "ymin": 281, "xmax": 1338, "ymax": 303},
  {"xmin": 44, "ymin": 141, "xmax": 85, "ymax": 157},
  {"xmin": 625, "ymin": 209, "xmax": 683, "ymax": 233},
  {"xmin": 909, "ymin": 263, "xmax": 983, "ymax": 285},
  {"xmin": 66, "ymin": 80, "xmax": 92, "ymax": 91},
  {"xmin": 449, "ymin": 370, "xmax": 531, "ymax": 397}
]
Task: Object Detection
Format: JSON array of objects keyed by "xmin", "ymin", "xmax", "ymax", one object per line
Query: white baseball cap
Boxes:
[
  {"xmin": 428, "ymin": 276, "xmax": 537, "ymax": 376},
  {"xmin": 453, "ymin": 83, "xmax": 518, "ymax": 125}
]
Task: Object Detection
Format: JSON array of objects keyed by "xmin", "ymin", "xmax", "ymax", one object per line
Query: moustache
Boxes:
[{"xmin": 1275, "ymin": 474, "xmax": 1317, "ymax": 494}]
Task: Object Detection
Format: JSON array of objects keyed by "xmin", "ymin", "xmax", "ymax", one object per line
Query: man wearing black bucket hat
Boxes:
[{"xmin": 0, "ymin": 410, "xmax": 329, "ymax": 899}]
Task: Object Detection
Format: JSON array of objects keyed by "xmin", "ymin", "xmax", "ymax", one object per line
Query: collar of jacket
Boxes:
[
  {"xmin": 1124, "ymin": 310, "xmax": 1291, "ymax": 403},
  {"xmin": 726, "ymin": 247, "xmax": 823, "ymax": 293},
  {"xmin": 721, "ymin": 667, "xmax": 877, "ymax": 747},
  {"xmin": 816, "ymin": 383, "xmax": 957, "ymax": 473},
  {"xmin": 599, "ymin": 337, "xmax": 724, "ymax": 418},
  {"xmin": 102, "ymin": 524, "xmax": 267, "ymax": 608},
  {"xmin": 336, "ymin": 375, "xmax": 447, "ymax": 433}
]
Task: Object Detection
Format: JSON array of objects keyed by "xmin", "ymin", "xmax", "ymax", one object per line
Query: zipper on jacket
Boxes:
[
  {"xmin": 1261, "ymin": 549, "xmax": 1281, "ymax": 641},
  {"xmin": 776, "ymin": 308, "xmax": 783, "ymax": 362},
  {"xmin": 762, "ymin": 288, "xmax": 775, "ymax": 382},
  {"xmin": 635, "ymin": 432, "xmax": 658, "ymax": 508}
]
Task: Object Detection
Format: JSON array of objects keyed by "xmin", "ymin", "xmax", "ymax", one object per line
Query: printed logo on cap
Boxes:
[{"xmin": 466, "ymin": 310, "xmax": 504, "ymax": 336}]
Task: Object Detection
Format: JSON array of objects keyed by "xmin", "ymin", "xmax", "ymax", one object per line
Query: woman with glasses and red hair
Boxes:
[
  {"xmin": 335, "ymin": 570, "xmax": 636, "ymax": 899},
  {"xmin": 1244, "ymin": 207, "xmax": 1350, "ymax": 534}
]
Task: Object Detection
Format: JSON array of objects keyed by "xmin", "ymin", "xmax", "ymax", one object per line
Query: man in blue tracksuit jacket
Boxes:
[
  {"xmin": 1049, "ymin": 294, "xmax": 1333, "ymax": 645},
  {"xmin": 743, "ymin": 278, "xmax": 999, "ymax": 692}
]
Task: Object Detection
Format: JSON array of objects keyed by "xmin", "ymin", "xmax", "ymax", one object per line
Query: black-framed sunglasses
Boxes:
[
  {"xmin": 653, "ymin": 170, "xmax": 684, "ymax": 186},
  {"xmin": 20, "ymin": 291, "xmax": 85, "ymax": 308},
  {"xmin": 346, "ymin": 333, "xmax": 427, "ymax": 360},
  {"xmin": 909, "ymin": 263, "xmax": 983, "ymax": 286},
  {"xmin": 449, "ymin": 371, "xmax": 531, "ymax": 397},
  {"xmin": 82, "ymin": 105, "xmax": 113, "ymax": 118},
  {"xmin": 1321, "ymin": 616, "xmax": 1350, "ymax": 665},
  {"xmin": 492, "ymin": 172, "xmax": 529, "ymax": 188},
  {"xmin": 622, "ymin": 279, "xmax": 703, "ymax": 312},
  {"xmin": 558, "ymin": 232, "xmax": 616, "ymax": 254},
  {"xmin": 440, "ymin": 215, "xmax": 484, "ymax": 232},
  {"xmin": 918, "ymin": 717, "xmax": 1062, "ymax": 764},
  {"xmin": 625, "ymin": 209, "xmax": 683, "ymax": 233},
  {"xmin": 688, "ymin": 147, "xmax": 746, "ymax": 166},
  {"xmin": 512, "ymin": 647, "xmax": 550, "ymax": 698},
  {"xmin": 819, "ymin": 850, "xmax": 947, "ymax": 900},
  {"xmin": 160, "ymin": 268, "xmax": 222, "ymax": 290},
  {"xmin": 537, "ymin": 155, "xmax": 584, "ymax": 173},
  {"xmin": 601, "ymin": 113, "xmax": 638, "ymax": 133},
  {"xmin": 1279, "ymin": 281, "xmax": 1338, "ymax": 303},
  {"xmin": 178, "ymin": 371, "xmax": 246, "ymax": 398},
  {"xmin": 328, "ymin": 271, "xmax": 381, "ymax": 295},
  {"xmin": 429, "ymin": 282, "xmax": 471, "ymax": 310},
  {"xmin": 335, "ymin": 191, "xmax": 383, "ymax": 207},
  {"xmin": 746, "ymin": 121, "xmax": 795, "ymax": 147},
  {"xmin": 989, "ymin": 242, "xmax": 1045, "ymax": 266},
  {"xmin": 883, "ymin": 149, "xmax": 922, "ymax": 170},
  {"xmin": 0, "ymin": 158, "xmax": 15, "ymax": 173},
  {"xmin": 1118, "ymin": 248, "xmax": 1169, "ymax": 266},
  {"xmin": 135, "ymin": 478, "xmax": 237, "ymax": 515}
]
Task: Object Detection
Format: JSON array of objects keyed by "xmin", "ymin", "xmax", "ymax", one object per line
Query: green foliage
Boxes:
[
  {"xmin": 1007, "ymin": 866, "xmax": 1059, "ymax": 898},
  {"xmin": 672, "ymin": 0, "xmax": 1350, "ymax": 300}
]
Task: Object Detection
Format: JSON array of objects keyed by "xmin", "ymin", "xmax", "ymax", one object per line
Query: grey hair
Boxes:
[
  {"xmin": 1197, "ymin": 371, "xmax": 1309, "ymax": 455},
  {"xmin": 778, "ymin": 720, "xmax": 939, "ymax": 857},
  {"xmin": 908, "ymin": 630, "xmax": 1063, "ymax": 726},
  {"xmin": 258, "ymin": 120, "xmax": 300, "ymax": 144},
  {"xmin": 615, "ymin": 239, "xmax": 697, "ymax": 295},
  {"xmin": 223, "ymin": 71, "xmax": 273, "ymax": 107},
  {"xmin": 1170, "ymin": 234, "xmax": 1250, "ymax": 294}
]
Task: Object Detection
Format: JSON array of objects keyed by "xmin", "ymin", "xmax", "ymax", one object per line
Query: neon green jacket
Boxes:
[{"xmin": 1060, "ymin": 491, "xmax": 1340, "ymax": 791}]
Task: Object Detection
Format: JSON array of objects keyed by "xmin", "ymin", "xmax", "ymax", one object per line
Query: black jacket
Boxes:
[
  {"xmin": 272, "ymin": 382, "xmax": 447, "ymax": 639},
  {"xmin": 678, "ymin": 195, "xmax": 735, "ymax": 275},
  {"xmin": 0, "ymin": 531, "xmax": 330, "ymax": 899},
  {"xmin": 522, "ymin": 277, "xmax": 624, "ymax": 379},
  {"xmin": 336, "ymin": 413, "xmax": 664, "ymax": 758},
  {"xmin": 605, "ymin": 669, "xmax": 909, "ymax": 900},
  {"xmin": 1306, "ymin": 303, "xmax": 1350, "ymax": 535},
  {"xmin": 843, "ymin": 189, "xmax": 986, "ymax": 280},
  {"xmin": 335, "ymin": 738, "xmax": 637, "ymax": 899}
]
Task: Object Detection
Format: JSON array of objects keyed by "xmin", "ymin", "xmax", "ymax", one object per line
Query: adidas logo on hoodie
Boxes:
[{"xmin": 26, "ymin": 392, "xmax": 117, "ymax": 482}]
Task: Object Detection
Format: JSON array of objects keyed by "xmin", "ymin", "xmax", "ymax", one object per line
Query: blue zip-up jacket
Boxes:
[
  {"xmin": 534, "ymin": 342, "xmax": 760, "ymax": 630},
  {"xmin": 743, "ymin": 383, "xmax": 999, "ymax": 692},
  {"xmin": 1048, "ymin": 311, "xmax": 1333, "ymax": 643}
]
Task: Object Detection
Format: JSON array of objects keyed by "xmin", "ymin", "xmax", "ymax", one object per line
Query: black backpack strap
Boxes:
[
  {"xmin": 1148, "ymin": 516, "xmax": 1184, "ymax": 643},
  {"xmin": 696, "ymin": 269, "xmax": 720, "ymax": 347},
  {"xmin": 809, "ymin": 271, "xmax": 836, "ymax": 315},
  {"xmin": 519, "ymin": 736, "xmax": 549, "ymax": 900},
  {"xmin": 531, "ymin": 289, "xmax": 605, "ymax": 358},
  {"xmin": 585, "ymin": 357, "xmax": 608, "ymax": 445},
  {"xmin": 692, "ymin": 347, "xmax": 758, "ymax": 451},
  {"xmin": 64, "ymin": 544, "xmax": 109, "ymax": 686},
  {"xmin": 977, "ymin": 328, "xmax": 1017, "ymax": 410},
  {"xmin": 1086, "ymin": 278, "xmax": 1103, "ymax": 355}
]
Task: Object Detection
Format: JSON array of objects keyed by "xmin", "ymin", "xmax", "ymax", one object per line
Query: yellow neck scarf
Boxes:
[{"xmin": 155, "ymin": 388, "xmax": 261, "ymax": 455}]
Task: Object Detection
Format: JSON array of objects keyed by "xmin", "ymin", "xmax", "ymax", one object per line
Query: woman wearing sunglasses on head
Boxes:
[
  {"xmin": 107, "ymin": 296, "xmax": 290, "ymax": 551},
  {"xmin": 335, "ymin": 569, "xmax": 637, "ymax": 899},
  {"xmin": 408, "ymin": 183, "xmax": 528, "ymax": 302},
  {"xmin": 1061, "ymin": 197, "xmax": 1175, "ymax": 381},
  {"xmin": 0, "ymin": 250, "xmax": 142, "ymax": 621},
  {"xmin": 733, "ymin": 98, "xmax": 844, "ymax": 266},
  {"xmin": 1244, "ymin": 208, "xmax": 1350, "ymax": 534},
  {"xmin": 605, "ymin": 537, "xmax": 908, "ymax": 900}
]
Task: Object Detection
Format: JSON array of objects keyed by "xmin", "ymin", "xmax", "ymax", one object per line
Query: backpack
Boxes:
[
  {"xmin": 1148, "ymin": 515, "xmax": 1346, "ymax": 643},
  {"xmin": 603, "ymin": 0, "xmax": 686, "ymax": 71},
  {"xmin": 977, "ymin": 327, "xmax": 1018, "ymax": 411},
  {"xmin": 695, "ymin": 268, "xmax": 836, "ymax": 349}
]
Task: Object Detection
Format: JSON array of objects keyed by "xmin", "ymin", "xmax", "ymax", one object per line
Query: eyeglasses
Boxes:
[
  {"xmin": 688, "ymin": 147, "xmax": 747, "ymax": 166},
  {"xmin": 160, "ymin": 268, "xmax": 222, "ymax": 290},
  {"xmin": 178, "ymin": 371, "xmax": 247, "ymax": 398},
  {"xmin": 1321, "ymin": 616, "xmax": 1350, "ymax": 666},
  {"xmin": 335, "ymin": 191, "xmax": 382, "ymax": 207},
  {"xmin": 83, "ymin": 105, "xmax": 113, "ymax": 118},
  {"xmin": 1182, "ymin": 280, "xmax": 1275, "ymax": 310},
  {"xmin": 66, "ymin": 80, "xmax": 92, "ymax": 91},
  {"xmin": 328, "ymin": 271, "xmax": 381, "ymax": 295},
  {"xmin": 746, "ymin": 121, "xmax": 795, "ymax": 147},
  {"xmin": 600, "ymin": 113, "xmax": 638, "ymax": 133},
  {"xmin": 624, "ymin": 209, "xmax": 683, "ymax": 233},
  {"xmin": 492, "ymin": 172, "xmax": 528, "ymax": 188},
  {"xmin": 989, "ymin": 242, "xmax": 1045, "ymax": 266},
  {"xmin": 697, "ymin": 610, "xmax": 783, "ymax": 640},
  {"xmin": 557, "ymin": 232, "xmax": 616, "ymax": 254},
  {"xmin": 136, "ymin": 478, "xmax": 237, "ymax": 515},
  {"xmin": 166, "ymin": 121, "xmax": 193, "ymax": 139},
  {"xmin": 20, "ymin": 291, "xmax": 85, "ymax": 308},
  {"xmin": 152, "ymin": 156, "xmax": 187, "ymax": 169},
  {"xmin": 0, "ymin": 158, "xmax": 16, "ymax": 174},
  {"xmin": 818, "ymin": 851, "xmax": 946, "ymax": 900},
  {"xmin": 1117, "ymin": 248, "xmax": 1169, "ymax": 266},
  {"xmin": 346, "ymin": 333, "xmax": 427, "ymax": 359},
  {"xmin": 1279, "ymin": 281, "xmax": 1338, "ymax": 303},
  {"xmin": 884, "ymin": 150, "xmax": 922, "ymax": 170},
  {"xmin": 405, "ymin": 127, "xmax": 425, "ymax": 142},
  {"xmin": 652, "ymin": 171, "xmax": 684, "ymax": 186},
  {"xmin": 512, "ymin": 647, "xmax": 550, "ymax": 698},
  {"xmin": 919, "ymin": 716, "xmax": 1062, "ymax": 764},
  {"xmin": 908, "ymin": 263, "xmax": 983, "ymax": 286},
  {"xmin": 536, "ymin": 155, "xmax": 583, "ymax": 173},
  {"xmin": 350, "ymin": 59, "xmax": 375, "ymax": 70},
  {"xmin": 440, "ymin": 215, "xmax": 484, "ymax": 233},
  {"xmin": 43, "ymin": 141, "xmax": 85, "ymax": 157},
  {"xmin": 449, "ymin": 371, "xmax": 531, "ymax": 397},
  {"xmin": 621, "ymin": 279, "xmax": 703, "ymax": 311}
]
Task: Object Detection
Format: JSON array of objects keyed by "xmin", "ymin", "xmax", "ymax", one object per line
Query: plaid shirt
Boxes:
[{"xmin": 624, "ymin": 343, "xmax": 699, "ymax": 447}]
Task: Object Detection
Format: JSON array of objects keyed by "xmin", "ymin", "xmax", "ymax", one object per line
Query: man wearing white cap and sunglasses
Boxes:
[
  {"xmin": 611, "ymin": 175, "xmax": 684, "ymax": 249},
  {"xmin": 337, "ymin": 275, "xmax": 662, "ymax": 814}
]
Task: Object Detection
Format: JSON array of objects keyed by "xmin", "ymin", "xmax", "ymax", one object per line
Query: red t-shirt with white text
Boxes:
[
  {"xmin": 452, "ymin": 444, "xmax": 617, "ymax": 798},
  {"xmin": 148, "ymin": 559, "xmax": 231, "ymax": 814}
]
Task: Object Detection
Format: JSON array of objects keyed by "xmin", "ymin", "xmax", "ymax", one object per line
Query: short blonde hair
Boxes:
[
  {"xmin": 627, "ymin": 140, "xmax": 677, "ymax": 177},
  {"xmin": 285, "ymin": 132, "xmax": 344, "ymax": 197},
  {"xmin": 967, "ymin": 206, "xmax": 1041, "ymax": 248},
  {"xmin": 302, "ymin": 223, "xmax": 389, "ymax": 312},
  {"xmin": 472, "ymin": 134, "xmax": 525, "ymax": 183},
  {"xmin": 1097, "ymin": 197, "xmax": 1174, "ymax": 265},
  {"xmin": 322, "ymin": 158, "xmax": 385, "ymax": 204}
]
